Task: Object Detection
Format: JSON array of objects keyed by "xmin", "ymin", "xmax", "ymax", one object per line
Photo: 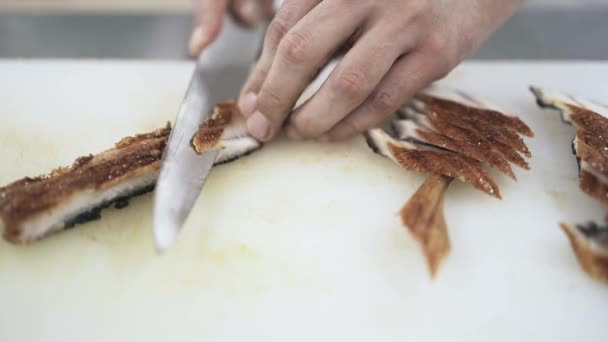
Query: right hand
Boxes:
[{"xmin": 189, "ymin": 0, "xmax": 274, "ymax": 56}]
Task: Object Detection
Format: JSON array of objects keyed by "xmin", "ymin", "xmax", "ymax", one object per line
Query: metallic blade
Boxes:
[{"xmin": 153, "ymin": 16, "xmax": 265, "ymax": 253}]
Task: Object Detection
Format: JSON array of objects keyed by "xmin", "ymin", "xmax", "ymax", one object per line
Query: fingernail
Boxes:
[
  {"xmin": 238, "ymin": 93, "xmax": 257, "ymax": 118},
  {"xmin": 189, "ymin": 26, "xmax": 208, "ymax": 56},
  {"xmin": 248, "ymin": 112, "xmax": 272, "ymax": 141},
  {"xmin": 286, "ymin": 126, "xmax": 302, "ymax": 140},
  {"xmin": 241, "ymin": 0, "xmax": 262, "ymax": 23}
]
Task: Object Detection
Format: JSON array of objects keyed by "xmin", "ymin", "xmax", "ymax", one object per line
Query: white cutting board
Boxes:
[{"xmin": 0, "ymin": 60, "xmax": 607, "ymax": 341}]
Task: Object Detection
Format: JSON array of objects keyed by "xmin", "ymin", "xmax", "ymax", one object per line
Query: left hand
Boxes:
[
  {"xmin": 189, "ymin": 0, "xmax": 274, "ymax": 56},
  {"xmin": 237, "ymin": 0, "xmax": 524, "ymax": 142}
]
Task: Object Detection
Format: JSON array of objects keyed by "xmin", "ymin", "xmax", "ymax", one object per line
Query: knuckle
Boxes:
[
  {"xmin": 332, "ymin": 68, "xmax": 370, "ymax": 98},
  {"xmin": 256, "ymin": 88, "xmax": 283, "ymax": 118},
  {"xmin": 266, "ymin": 15, "xmax": 290, "ymax": 48},
  {"xmin": 425, "ymin": 33, "xmax": 455, "ymax": 77},
  {"xmin": 241, "ymin": 64, "xmax": 269, "ymax": 95},
  {"xmin": 427, "ymin": 32, "xmax": 449, "ymax": 55},
  {"xmin": 370, "ymin": 89, "xmax": 401, "ymax": 114},
  {"xmin": 278, "ymin": 30, "xmax": 311, "ymax": 65}
]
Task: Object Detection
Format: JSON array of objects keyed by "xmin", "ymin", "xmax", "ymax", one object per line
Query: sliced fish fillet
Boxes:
[
  {"xmin": 393, "ymin": 119, "xmax": 516, "ymax": 180},
  {"xmin": 398, "ymin": 107, "xmax": 530, "ymax": 170},
  {"xmin": 532, "ymin": 86, "xmax": 608, "ymax": 170},
  {"xmin": 531, "ymin": 85, "xmax": 608, "ymax": 205},
  {"xmin": 0, "ymin": 101, "xmax": 260, "ymax": 244},
  {"xmin": 365, "ymin": 129, "xmax": 501, "ymax": 199},
  {"xmin": 412, "ymin": 95, "xmax": 532, "ymax": 157},
  {"xmin": 532, "ymin": 85, "xmax": 608, "ymax": 285},
  {"xmin": 367, "ymin": 85, "xmax": 533, "ymax": 277}
]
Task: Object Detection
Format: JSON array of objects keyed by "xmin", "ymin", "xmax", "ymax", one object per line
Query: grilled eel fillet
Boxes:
[
  {"xmin": 532, "ymin": 86, "xmax": 608, "ymax": 284},
  {"xmin": 0, "ymin": 100, "xmax": 261, "ymax": 244},
  {"xmin": 366, "ymin": 85, "xmax": 534, "ymax": 277}
]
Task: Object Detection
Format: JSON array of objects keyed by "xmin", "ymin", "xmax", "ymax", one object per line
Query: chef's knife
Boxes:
[{"xmin": 153, "ymin": 15, "xmax": 266, "ymax": 253}]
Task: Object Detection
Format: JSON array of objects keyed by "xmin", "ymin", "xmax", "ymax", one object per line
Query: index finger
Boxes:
[{"xmin": 248, "ymin": 1, "xmax": 368, "ymax": 141}]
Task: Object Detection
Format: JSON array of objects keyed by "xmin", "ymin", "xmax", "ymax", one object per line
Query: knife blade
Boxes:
[{"xmin": 153, "ymin": 15, "xmax": 266, "ymax": 253}]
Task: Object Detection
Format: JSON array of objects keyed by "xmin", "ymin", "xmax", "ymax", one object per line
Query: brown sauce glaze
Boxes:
[
  {"xmin": 415, "ymin": 129, "xmax": 516, "ymax": 180},
  {"xmin": 426, "ymin": 114, "xmax": 530, "ymax": 170},
  {"xmin": 576, "ymin": 139, "xmax": 608, "ymax": 175},
  {"xmin": 387, "ymin": 142, "xmax": 501, "ymax": 199},
  {"xmin": 417, "ymin": 94, "xmax": 534, "ymax": 137},
  {"xmin": 400, "ymin": 175, "xmax": 453, "ymax": 277},
  {"xmin": 191, "ymin": 100, "xmax": 238, "ymax": 154},
  {"xmin": 0, "ymin": 124, "xmax": 171, "ymax": 241},
  {"xmin": 579, "ymin": 168, "xmax": 608, "ymax": 206},
  {"xmin": 428, "ymin": 110, "xmax": 531, "ymax": 158},
  {"xmin": 568, "ymin": 105, "xmax": 608, "ymax": 164}
]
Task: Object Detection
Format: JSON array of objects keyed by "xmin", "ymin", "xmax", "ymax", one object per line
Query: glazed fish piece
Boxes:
[
  {"xmin": 400, "ymin": 175, "xmax": 453, "ymax": 277},
  {"xmin": 191, "ymin": 100, "xmax": 262, "ymax": 164},
  {"xmin": 531, "ymin": 86, "xmax": 608, "ymax": 169},
  {"xmin": 365, "ymin": 128, "xmax": 501, "ymax": 198},
  {"xmin": 531, "ymin": 86, "xmax": 608, "ymax": 205},
  {"xmin": 367, "ymin": 86, "xmax": 533, "ymax": 278},
  {"xmin": 0, "ymin": 124, "xmax": 171, "ymax": 243},
  {"xmin": 411, "ymin": 95, "xmax": 532, "ymax": 158},
  {"xmin": 414, "ymin": 85, "xmax": 535, "ymax": 137},
  {"xmin": 531, "ymin": 85, "xmax": 608, "ymax": 284},
  {"xmin": 398, "ymin": 107, "xmax": 530, "ymax": 170},
  {"xmin": 393, "ymin": 119, "xmax": 516, "ymax": 180},
  {"xmin": 561, "ymin": 222, "xmax": 608, "ymax": 285},
  {"xmin": 1, "ymin": 101, "xmax": 260, "ymax": 244}
]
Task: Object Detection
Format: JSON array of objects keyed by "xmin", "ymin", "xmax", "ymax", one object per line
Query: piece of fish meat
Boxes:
[
  {"xmin": 400, "ymin": 175, "xmax": 453, "ymax": 277},
  {"xmin": 411, "ymin": 94, "xmax": 533, "ymax": 158},
  {"xmin": 393, "ymin": 118, "xmax": 517, "ymax": 180},
  {"xmin": 0, "ymin": 101, "xmax": 260, "ymax": 244},
  {"xmin": 561, "ymin": 223, "xmax": 608, "ymax": 285},
  {"xmin": 367, "ymin": 85, "xmax": 534, "ymax": 277},
  {"xmin": 531, "ymin": 86, "xmax": 608, "ymax": 204},
  {"xmin": 531, "ymin": 86, "xmax": 608, "ymax": 202},
  {"xmin": 191, "ymin": 100, "xmax": 262, "ymax": 163},
  {"xmin": 397, "ymin": 107, "xmax": 530, "ymax": 171},
  {"xmin": 365, "ymin": 128, "xmax": 502, "ymax": 199},
  {"xmin": 531, "ymin": 85, "xmax": 608, "ymax": 284}
]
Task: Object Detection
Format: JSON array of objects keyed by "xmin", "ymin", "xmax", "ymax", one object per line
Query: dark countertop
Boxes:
[{"xmin": 0, "ymin": 8, "xmax": 606, "ymax": 60}]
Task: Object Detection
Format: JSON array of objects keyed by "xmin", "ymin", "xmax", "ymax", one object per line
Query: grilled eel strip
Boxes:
[
  {"xmin": 1, "ymin": 100, "xmax": 261, "ymax": 244},
  {"xmin": 532, "ymin": 86, "xmax": 608, "ymax": 284},
  {"xmin": 366, "ymin": 85, "xmax": 534, "ymax": 277}
]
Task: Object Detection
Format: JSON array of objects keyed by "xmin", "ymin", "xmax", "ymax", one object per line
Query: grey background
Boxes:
[
  {"xmin": 0, "ymin": 3, "xmax": 606, "ymax": 60},
  {"xmin": 525, "ymin": 0, "xmax": 606, "ymax": 7}
]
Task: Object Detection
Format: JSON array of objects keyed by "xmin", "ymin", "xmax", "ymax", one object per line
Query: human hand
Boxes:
[
  {"xmin": 237, "ymin": 0, "xmax": 525, "ymax": 142},
  {"xmin": 189, "ymin": 0, "xmax": 274, "ymax": 56}
]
